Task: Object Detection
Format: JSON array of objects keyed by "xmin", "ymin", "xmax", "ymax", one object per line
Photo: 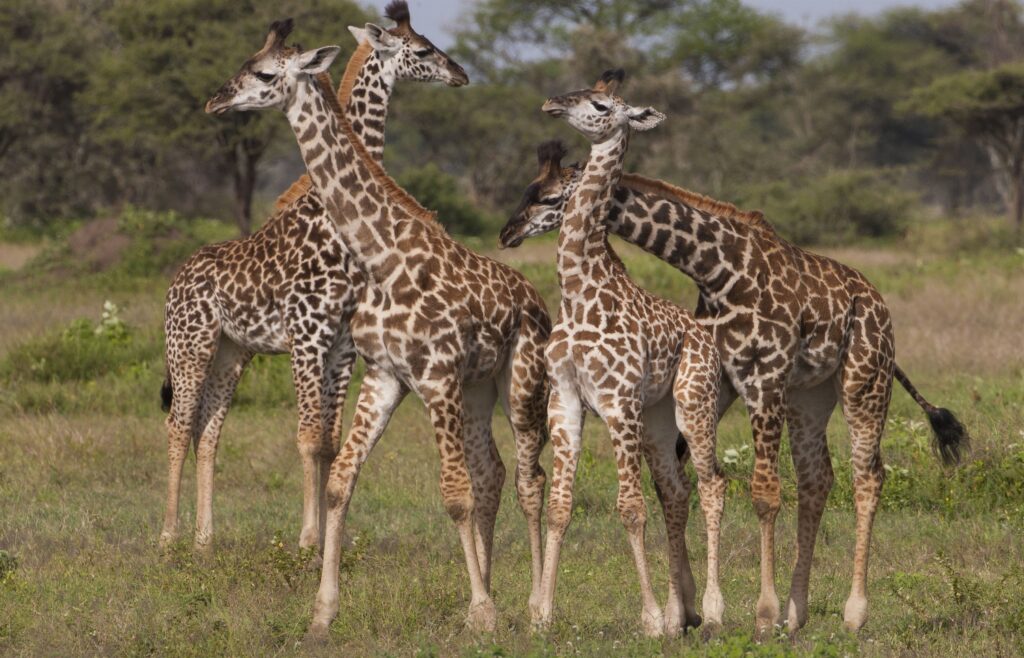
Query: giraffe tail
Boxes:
[
  {"xmin": 893, "ymin": 364, "xmax": 969, "ymax": 466},
  {"xmin": 160, "ymin": 375, "xmax": 173, "ymax": 413}
]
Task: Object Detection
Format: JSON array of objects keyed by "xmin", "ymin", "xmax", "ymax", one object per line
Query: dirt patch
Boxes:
[
  {"xmin": 67, "ymin": 217, "xmax": 131, "ymax": 272},
  {"xmin": 0, "ymin": 243, "xmax": 41, "ymax": 271}
]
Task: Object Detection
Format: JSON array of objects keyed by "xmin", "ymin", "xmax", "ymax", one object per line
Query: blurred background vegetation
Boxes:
[{"xmin": 2, "ymin": 0, "xmax": 1024, "ymax": 245}]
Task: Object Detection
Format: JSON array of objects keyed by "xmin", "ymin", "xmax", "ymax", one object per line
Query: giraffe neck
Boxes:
[
  {"xmin": 557, "ymin": 131, "xmax": 629, "ymax": 300},
  {"xmin": 606, "ymin": 184, "xmax": 765, "ymax": 300},
  {"xmin": 284, "ymin": 74, "xmax": 420, "ymax": 278},
  {"xmin": 343, "ymin": 48, "xmax": 396, "ymax": 164}
]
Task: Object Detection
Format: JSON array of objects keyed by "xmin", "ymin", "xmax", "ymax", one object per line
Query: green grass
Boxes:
[{"xmin": 1, "ymin": 229, "xmax": 1022, "ymax": 656}]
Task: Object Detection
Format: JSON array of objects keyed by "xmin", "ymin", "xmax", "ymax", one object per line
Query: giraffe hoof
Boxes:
[
  {"xmin": 466, "ymin": 599, "xmax": 497, "ymax": 633},
  {"xmin": 843, "ymin": 595, "xmax": 868, "ymax": 632},
  {"xmin": 303, "ymin": 621, "xmax": 330, "ymax": 644},
  {"xmin": 699, "ymin": 621, "xmax": 721, "ymax": 643},
  {"xmin": 642, "ymin": 609, "xmax": 665, "ymax": 638}
]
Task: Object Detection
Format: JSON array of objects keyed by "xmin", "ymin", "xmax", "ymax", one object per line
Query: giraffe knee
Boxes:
[{"xmin": 617, "ymin": 498, "xmax": 648, "ymax": 532}]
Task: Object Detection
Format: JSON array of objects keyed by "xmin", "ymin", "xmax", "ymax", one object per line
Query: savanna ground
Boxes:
[{"xmin": 0, "ymin": 216, "xmax": 1022, "ymax": 657}]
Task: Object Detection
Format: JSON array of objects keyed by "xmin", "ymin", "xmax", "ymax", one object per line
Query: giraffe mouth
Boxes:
[
  {"xmin": 542, "ymin": 99, "xmax": 567, "ymax": 117},
  {"xmin": 205, "ymin": 97, "xmax": 233, "ymax": 115}
]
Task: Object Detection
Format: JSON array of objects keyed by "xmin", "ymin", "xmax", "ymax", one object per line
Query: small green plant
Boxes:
[
  {"xmin": 267, "ymin": 532, "xmax": 319, "ymax": 589},
  {"xmin": 0, "ymin": 550, "xmax": 17, "ymax": 585}
]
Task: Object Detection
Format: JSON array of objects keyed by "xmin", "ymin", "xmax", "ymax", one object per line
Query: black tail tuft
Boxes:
[
  {"xmin": 925, "ymin": 406, "xmax": 969, "ymax": 467},
  {"xmin": 160, "ymin": 377, "xmax": 173, "ymax": 413}
]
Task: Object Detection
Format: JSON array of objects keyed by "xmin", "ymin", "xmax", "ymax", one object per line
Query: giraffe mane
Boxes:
[{"xmin": 619, "ymin": 173, "xmax": 776, "ymax": 236}]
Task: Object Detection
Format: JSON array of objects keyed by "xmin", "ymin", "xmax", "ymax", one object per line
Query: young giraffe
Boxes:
[
  {"xmin": 160, "ymin": 1, "xmax": 468, "ymax": 554},
  {"xmin": 204, "ymin": 20, "xmax": 551, "ymax": 634},
  {"xmin": 528, "ymin": 70, "xmax": 726, "ymax": 637},
  {"xmin": 501, "ymin": 143, "xmax": 970, "ymax": 634}
]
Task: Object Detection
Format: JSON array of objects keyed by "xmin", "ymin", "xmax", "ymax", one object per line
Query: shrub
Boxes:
[
  {"xmin": 741, "ymin": 169, "xmax": 917, "ymax": 244},
  {"xmin": 0, "ymin": 301, "xmax": 156, "ymax": 384}
]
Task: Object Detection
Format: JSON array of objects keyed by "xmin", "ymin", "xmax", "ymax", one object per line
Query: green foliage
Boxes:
[
  {"xmin": 398, "ymin": 163, "xmax": 491, "ymax": 235},
  {"xmin": 742, "ymin": 169, "xmax": 917, "ymax": 244},
  {"xmin": 0, "ymin": 303, "xmax": 154, "ymax": 384},
  {"xmin": 0, "ymin": 550, "xmax": 16, "ymax": 585}
]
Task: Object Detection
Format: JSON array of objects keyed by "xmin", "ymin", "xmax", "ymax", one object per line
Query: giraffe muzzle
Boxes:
[{"xmin": 542, "ymin": 99, "xmax": 567, "ymax": 117}]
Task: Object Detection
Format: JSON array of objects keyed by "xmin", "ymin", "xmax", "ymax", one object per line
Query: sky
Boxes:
[{"xmin": 396, "ymin": 0, "xmax": 962, "ymax": 49}]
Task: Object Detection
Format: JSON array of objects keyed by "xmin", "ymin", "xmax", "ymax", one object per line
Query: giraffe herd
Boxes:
[{"xmin": 160, "ymin": 2, "xmax": 970, "ymax": 642}]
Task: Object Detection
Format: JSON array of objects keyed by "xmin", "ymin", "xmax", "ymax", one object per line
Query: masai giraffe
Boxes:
[
  {"xmin": 526, "ymin": 70, "xmax": 725, "ymax": 637},
  {"xmin": 160, "ymin": 1, "xmax": 468, "ymax": 554},
  {"xmin": 500, "ymin": 138, "xmax": 970, "ymax": 635},
  {"xmin": 204, "ymin": 19, "xmax": 551, "ymax": 635}
]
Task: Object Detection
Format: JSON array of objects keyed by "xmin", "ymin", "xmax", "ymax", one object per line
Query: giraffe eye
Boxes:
[
  {"xmin": 254, "ymin": 71, "xmax": 277, "ymax": 83},
  {"xmin": 413, "ymin": 48, "xmax": 432, "ymax": 58},
  {"xmin": 539, "ymin": 196, "xmax": 562, "ymax": 206},
  {"xmin": 591, "ymin": 101, "xmax": 609, "ymax": 112}
]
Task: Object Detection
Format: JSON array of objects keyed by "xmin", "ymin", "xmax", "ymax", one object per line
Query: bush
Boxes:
[
  {"xmin": 0, "ymin": 301, "xmax": 156, "ymax": 384},
  {"xmin": 397, "ymin": 163, "xmax": 491, "ymax": 236},
  {"xmin": 741, "ymin": 169, "xmax": 917, "ymax": 245}
]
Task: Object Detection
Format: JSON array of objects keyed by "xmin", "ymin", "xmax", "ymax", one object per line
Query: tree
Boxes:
[
  {"xmin": 87, "ymin": 0, "xmax": 370, "ymax": 234},
  {"xmin": 0, "ymin": 1, "xmax": 105, "ymax": 225},
  {"xmin": 905, "ymin": 64, "xmax": 1024, "ymax": 238}
]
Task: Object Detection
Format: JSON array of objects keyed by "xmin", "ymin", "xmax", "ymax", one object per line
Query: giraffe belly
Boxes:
[{"xmin": 220, "ymin": 311, "xmax": 291, "ymax": 354}]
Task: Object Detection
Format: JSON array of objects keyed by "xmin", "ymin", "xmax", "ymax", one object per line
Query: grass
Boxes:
[{"xmin": 1, "ymin": 223, "xmax": 1023, "ymax": 656}]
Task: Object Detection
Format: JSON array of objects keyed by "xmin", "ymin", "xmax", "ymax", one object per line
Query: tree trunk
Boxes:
[
  {"xmin": 1014, "ymin": 175, "xmax": 1024, "ymax": 243},
  {"xmin": 231, "ymin": 144, "xmax": 257, "ymax": 236}
]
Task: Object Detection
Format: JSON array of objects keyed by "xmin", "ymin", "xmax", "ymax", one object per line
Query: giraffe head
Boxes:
[
  {"xmin": 499, "ymin": 140, "xmax": 581, "ymax": 249},
  {"xmin": 348, "ymin": 1, "xmax": 468, "ymax": 87},
  {"xmin": 541, "ymin": 69, "xmax": 665, "ymax": 143},
  {"xmin": 205, "ymin": 18, "xmax": 341, "ymax": 115}
]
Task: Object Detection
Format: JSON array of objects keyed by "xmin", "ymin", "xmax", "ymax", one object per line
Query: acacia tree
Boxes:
[
  {"xmin": 906, "ymin": 64, "xmax": 1024, "ymax": 238},
  {"xmin": 88, "ymin": 0, "xmax": 369, "ymax": 234}
]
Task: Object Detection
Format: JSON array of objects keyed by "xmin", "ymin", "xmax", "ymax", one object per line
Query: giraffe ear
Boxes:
[
  {"xmin": 363, "ymin": 23, "xmax": 402, "ymax": 54},
  {"xmin": 626, "ymin": 106, "xmax": 666, "ymax": 132},
  {"xmin": 294, "ymin": 46, "xmax": 341, "ymax": 74},
  {"xmin": 347, "ymin": 25, "xmax": 368, "ymax": 44}
]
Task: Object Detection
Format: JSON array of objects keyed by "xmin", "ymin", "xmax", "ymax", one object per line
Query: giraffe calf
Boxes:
[{"xmin": 519, "ymin": 72, "xmax": 728, "ymax": 637}]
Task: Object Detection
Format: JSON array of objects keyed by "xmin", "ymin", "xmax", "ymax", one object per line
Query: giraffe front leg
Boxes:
[
  {"xmin": 422, "ymin": 378, "xmax": 496, "ymax": 632},
  {"xmin": 607, "ymin": 403, "xmax": 663, "ymax": 638},
  {"xmin": 290, "ymin": 342, "xmax": 329, "ymax": 551},
  {"xmin": 533, "ymin": 386, "xmax": 584, "ymax": 631},
  {"xmin": 746, "ymin": 395, "xmax": 786, "ymax": 638},
  {"xmin": 317, "ymin": 332, "xmax": 356, "ymax": 553},
  {"xmin": 308, "ymin": 368, "xmax": 406, "ymax": 640}
]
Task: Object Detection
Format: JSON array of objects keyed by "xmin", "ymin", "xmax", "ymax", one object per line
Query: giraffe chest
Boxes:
[{"xmin": 547, "ymin": 302, "xmax": 682, "ymax": 413}]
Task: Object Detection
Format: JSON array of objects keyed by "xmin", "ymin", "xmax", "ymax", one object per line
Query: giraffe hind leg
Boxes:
[
  {"xmin": 160, "ymin": 322, "xmax": 219, "ymax": 550},
  {"xmin": 464, "ymin": 380, "xmax": 505, "ymax": 591},
  {"xmin": 784, "ymin": 381, "xmax": 837, "ymax": 635},
  {"xmin": 192, "ymin": 337, "xmax": 251, "ymax": 553}
]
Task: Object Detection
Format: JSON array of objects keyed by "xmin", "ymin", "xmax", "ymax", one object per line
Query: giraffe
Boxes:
[
  {"xmin": 500, "ymin": 141, "xmax": 970, "ymax": 635},
  {"xmin": 525, "ymin": 70, "xmax": 725, "ymax": 637},
  {"xmin": 159, "ymin": 0, "xmax": 469, "ymax": 555},
  {"xmin": 204, "ymin": 19, "xmax": 551, "ymax": 635}
]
